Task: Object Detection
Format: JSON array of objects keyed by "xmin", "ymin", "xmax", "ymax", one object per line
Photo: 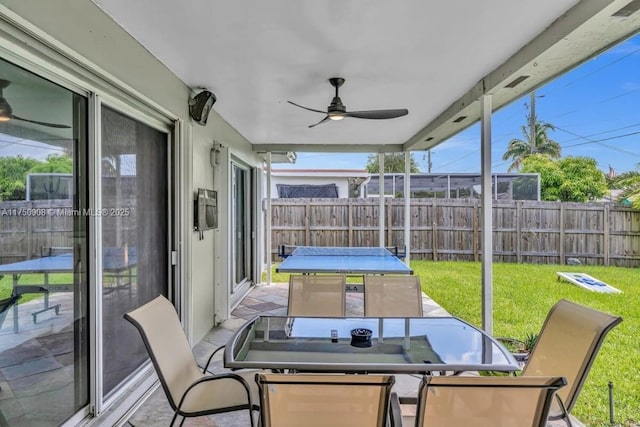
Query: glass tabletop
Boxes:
[{"xmin": 224, "ymin": 316, "xmax": 519, "ymax": 374}]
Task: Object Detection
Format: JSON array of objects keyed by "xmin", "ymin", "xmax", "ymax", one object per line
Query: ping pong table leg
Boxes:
[
  {"xmin": 12, "ymin": 274, "xmax": 19, "ymax": 333},
  {"xmin": 43, "ymin": 272, "xmax": 50, "ymax": 312}
]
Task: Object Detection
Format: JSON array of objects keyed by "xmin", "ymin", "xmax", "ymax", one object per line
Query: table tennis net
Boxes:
[{"xmin": 281, "ymin": 246, "xmax": 400, "ymax": 258}]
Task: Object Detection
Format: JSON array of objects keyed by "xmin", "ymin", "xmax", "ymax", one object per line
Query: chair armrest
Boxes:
[{"xmin": 202, "ymin": 344, "xmax": 226, "ymax": 373}]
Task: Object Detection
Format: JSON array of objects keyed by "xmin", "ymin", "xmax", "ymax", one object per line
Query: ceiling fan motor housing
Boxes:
[{"xmin": 328, "ymin": 96, "xmax": 346, "ymax": 113}]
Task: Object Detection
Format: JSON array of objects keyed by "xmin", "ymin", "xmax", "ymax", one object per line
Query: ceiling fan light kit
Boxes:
[{"xmin": 288, "ymin": 77, "xmax": 408, "ymax": 128}]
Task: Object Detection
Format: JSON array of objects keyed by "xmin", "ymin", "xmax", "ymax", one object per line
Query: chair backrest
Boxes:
[
  {"xmin": 364, "ymin": 275, "xmax": 423, "ymax": 317},
  {"xmin": 287, "ymin": 274, "xmax": 346, "ymax": 317},
  {"xmin": 416, "ymin": 375, "xmax": 567, "ymax": 427},
  {"xmin": 522, "ymin": 299, "xmax": 622, "ymax": 414},
  {"xmin": 124, "ymin": 295, "xmax": 202, "ymax": 410},
  {"xmin": 256, "ymin": 373, "xmax": 394, "ymax": 427}
]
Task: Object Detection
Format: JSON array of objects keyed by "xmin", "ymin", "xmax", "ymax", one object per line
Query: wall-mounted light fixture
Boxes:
[
  {"xmin": 210, "ymin": 145, "xmax": 222, "ymax": 167},
  {"xmin": 260, "ymin": 152, "xmax": 297, "ymax": 164}
]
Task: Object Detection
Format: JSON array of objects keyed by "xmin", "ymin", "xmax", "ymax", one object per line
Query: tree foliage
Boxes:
[
  {"xmin": 0, "ymin": 156, "xmax": 40, "ymax": 200},
  {"xmin": 608, "ymin": 167, "xmax": 640, "ymax": 208},
  {"xmin": 366, "ymin": 153, "xmax": 420, "ymax": 173},
  {"xmin": 520, "ymin": 155, "xmax": 608, "ymax": 202},
  {"xmin": 502, "ymin": 122, "xmax": 561, "ymax": 172},
  {"xmin": 28, "ymin": 154, "xmax": 73, "ymax": 174},
  {"xmin": 0, "ymin": 154, "xmax": 72, "ymax": 201}
]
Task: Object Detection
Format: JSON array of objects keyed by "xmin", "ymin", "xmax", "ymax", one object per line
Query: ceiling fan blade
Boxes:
[
  {"xmin": 287, "ymin": 101, "xmax": 326, "ymax": 114},
  {"xmin": 344, "ymin": 109, "xmax": 408, "ymax": 120},
  {"xmin": 308, "ymin": 116, "xmax": 330, "ymax": 128},
  {"xmin": 12, "ymin": 115, "xmax": 71, "ymax": 129}
]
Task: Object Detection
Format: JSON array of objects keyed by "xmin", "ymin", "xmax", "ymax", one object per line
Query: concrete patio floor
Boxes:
[{"xmin": 124, "ymin": 283, "xmax": 583, "ymax": 427}]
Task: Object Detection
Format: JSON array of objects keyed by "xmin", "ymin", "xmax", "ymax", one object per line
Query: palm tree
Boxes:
[
  {"xmin": 609, "ymin": 168, "xmax": 640, "ymax": 208},
  {"xmin": 502, "ymin": 122, "xmax": 561, "ymax": 171}
]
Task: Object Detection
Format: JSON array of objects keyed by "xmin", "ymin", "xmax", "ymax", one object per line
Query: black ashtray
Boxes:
[{"xmin": 350, "ymin": 328, "xmax": 373, "ymax": 348}]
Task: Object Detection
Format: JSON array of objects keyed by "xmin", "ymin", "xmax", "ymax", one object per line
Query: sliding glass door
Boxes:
[
  {"xmin": 0, "ymin": 58, "xmax": 89, "ymax": 426},
  {"xmin": 100, "ymin": 106, "xmax": 169, "ymax": 396},
  {"xmin": 231, "ymin": 162, "xmax": 253, "ymax": 303}
]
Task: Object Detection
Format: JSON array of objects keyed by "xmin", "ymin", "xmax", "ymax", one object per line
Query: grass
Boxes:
[
  {"xmin": 265, "ymin": 261, "xmax": 639, "ymax": 426},
  {"xmin": 412, "ymin": 261, "xmax": 639, "ymax": 427},
  {"xmin": 0, "ymin": 273, "xmax": 74, "ymax": 303}
]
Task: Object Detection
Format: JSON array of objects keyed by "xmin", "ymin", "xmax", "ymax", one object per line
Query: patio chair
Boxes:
[
  {"xmin": 389, "ymin": 375, "xmax": 567, "ymax": 427},
  {"xmin": 521, "ymin": 299, "xmax": 622, "ymax": 424},
  {"xmin": 124, "ymin": 295, "xmax": 259, "ymax": 427},
  {"xmin": 364, "ymin": 275, "xmax": 423, "ymax": 317},
  {"xmin": 256, "ymin": 373, "xmax": 395, "ymax": 427},
  {"xmin": 287, "ymin": 274, "xmax": 346, "ymax": 317}
]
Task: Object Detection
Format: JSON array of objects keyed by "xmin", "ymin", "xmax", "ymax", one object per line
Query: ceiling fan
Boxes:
[
  {"xmin": 0, "ymin": 79, "xmax": 70, "ymax": 129},
  {"xmin": 288, "ymin": 77, "xmax": 408, "ymax": 128}
]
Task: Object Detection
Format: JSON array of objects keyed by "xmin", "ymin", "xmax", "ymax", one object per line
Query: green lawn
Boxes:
[
  {"xmin": 266, "ymin": 261, "xmax": 638, "ymax": 426},
  {"xmin": 412, "ymin": 261, "xmax": 638, "ymax": 427},
  {"xmin": 0, "ymin": 272, "xmax": 74, "ymax": 303}
]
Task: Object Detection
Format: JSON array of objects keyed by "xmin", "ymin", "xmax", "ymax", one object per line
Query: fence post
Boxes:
[
  {"xmin": 386, "ymin": 198, "xmax": 393, "ymax": 247},
  {"xmin": 604, "ymin": 204, "xmax": 610, "ymax": 266},
  {"xmin": 432, "ymin": 199, "xmax": 438, "ymax": 261},
  {"xmin": 559, "ymin": 204, "xmax": 565, "ymax": 265},
  {"xmin": 348, "ymin": 199, "xmax": 353, "ymax": 247},
  {"xmin": 516, "ymin": 201, "xmax": 522, "ymax": 264},
  {"xmin": 473, "ymin": 200, "xmax": 479, "ymax": 262},
  {"xmin": 305, "ymin": 203, "xmax": 310, "ymax": 245}
]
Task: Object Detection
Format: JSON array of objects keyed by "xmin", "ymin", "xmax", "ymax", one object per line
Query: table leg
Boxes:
[
  {"xmin": 43, "ymin": 272, "xmax": 49, "ymax": 311},
  {"xmin": 12, "ymin": 274, "xmax": 18, "ymax": 333}
]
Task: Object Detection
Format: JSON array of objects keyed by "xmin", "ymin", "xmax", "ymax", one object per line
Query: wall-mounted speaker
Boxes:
[{"xmin": 188, "ymin": 90, "xmax": 216, "ymax": 126}]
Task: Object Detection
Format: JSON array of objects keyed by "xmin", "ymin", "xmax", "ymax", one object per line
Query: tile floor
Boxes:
[{"xmin": 124, "ymin": 283, "xmax": 583, "ymax": 427}]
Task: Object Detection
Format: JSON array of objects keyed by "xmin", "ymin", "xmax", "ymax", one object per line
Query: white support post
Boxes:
[
  {"xmin": 480, "ymin": 94, "xmax": 493, "ymax": 335},
  {"xmin": 404, "ymin": 152, "xmax": 411, "ymax": 263},
  {"xmin": 266, "ymin": 152, "xmax": 272, "ymax": 285},
  {"xmin": 379, "ymin": 153, "xmax": 385, "ymax": 248}
]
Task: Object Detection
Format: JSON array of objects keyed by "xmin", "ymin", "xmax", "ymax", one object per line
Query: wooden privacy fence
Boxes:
[
  {"xmin": 270, "ymin": 198, "xmax": 640, "ymax": 267},
  {"xmin": 0, "ymin": 199, "xmax": 137, "ymax": 265}
]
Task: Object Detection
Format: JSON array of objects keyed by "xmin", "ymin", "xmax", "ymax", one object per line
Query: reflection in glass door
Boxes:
[
  {"xmin": 100, "ymin": 107, "xmax": 168, "ymax": 396},
  {"xmin": 231, "ymin": 163, "xmax": 252, "ymax": 299},
  {"xmin": 0, "ymin": 58, "xmax": 88, "ymax": 426}
]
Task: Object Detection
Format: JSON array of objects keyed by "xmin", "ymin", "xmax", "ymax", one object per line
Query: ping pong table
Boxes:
[
  {"xmin": 276, "ymin": 246, "xmax": 412, "ymax": 292},
  {"xmin": 0, "ymin": 248, "xmax": 136, "ymax": 332}
]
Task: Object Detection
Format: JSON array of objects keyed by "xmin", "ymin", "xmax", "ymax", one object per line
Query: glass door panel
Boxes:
[
  {"xmin": 231, "ymin": 163, "xmax": 251, "ymax": 296},
  {"xmin": 100, "ymin": 106, "xmax": 168, "ymax": 396},
  {"xmin": 0, "ymin": 58, "xmax": 89, "ymax": 426}
]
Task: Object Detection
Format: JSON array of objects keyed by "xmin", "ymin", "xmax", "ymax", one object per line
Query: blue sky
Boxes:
[{"xmin": 281, "ymin": 33, "xmax": 640, "ymax": 175}]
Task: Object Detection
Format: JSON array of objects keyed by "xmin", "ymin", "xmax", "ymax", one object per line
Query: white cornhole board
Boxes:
[{"xmin": 556, "ymin": 272, "xmax": 622, "ymax": 294}]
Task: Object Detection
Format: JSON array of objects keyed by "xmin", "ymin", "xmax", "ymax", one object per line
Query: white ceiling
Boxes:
[{"xmin": 92, "ymin": 0, "xmax": 640, "ymax": 152}]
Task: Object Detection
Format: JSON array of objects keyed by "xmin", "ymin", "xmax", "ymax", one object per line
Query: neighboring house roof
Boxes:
[{"xmin": 270, "ymin": 169, "xmax": 369, "ymax": 178}]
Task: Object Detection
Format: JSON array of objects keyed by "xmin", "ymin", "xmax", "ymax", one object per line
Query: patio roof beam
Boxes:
[{"xmin": 252, "ymin": 144, "xmax": 406, "ymax": 154}]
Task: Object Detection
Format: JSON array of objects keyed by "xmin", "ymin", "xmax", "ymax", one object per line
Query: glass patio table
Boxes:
[{"xmin": 224, "ymin": 315, "xmax": 520, "ymax": 374}]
